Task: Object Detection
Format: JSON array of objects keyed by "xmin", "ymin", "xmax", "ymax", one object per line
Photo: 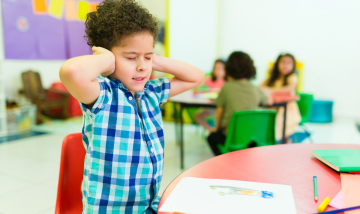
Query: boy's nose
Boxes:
[{"xmin": 136, "ymin": 61, "xmax": 147, "ymax": 72}]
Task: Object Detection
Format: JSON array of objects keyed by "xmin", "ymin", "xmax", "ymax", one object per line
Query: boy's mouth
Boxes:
[{"xmin": 132, "ymin": 77, "xmax": 146, "ymax": 84}]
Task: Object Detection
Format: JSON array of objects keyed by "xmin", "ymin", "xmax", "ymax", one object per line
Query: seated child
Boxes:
[
  {"xmin": 59, "ymin": 0, "xmax": 204, "ymax": 213},
  {"xmin": 204, "ymin": 59, "xmax": 226, "ymax": 91},
  {"xmin": 195, "ymin": 59, "xmax": 226, "ymax": 131},
  {"xmin": 259, "ymin": 53, "xmax": 301, "ymax": 143},
  {"xmin": 207, "ymin": 51, "xmax": 272, "ymax": 156}
]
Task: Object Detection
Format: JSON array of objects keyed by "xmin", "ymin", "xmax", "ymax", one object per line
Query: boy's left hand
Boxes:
[{"xmin": 151, "ymin": 54, "xmax": 161, "ymax": 71}]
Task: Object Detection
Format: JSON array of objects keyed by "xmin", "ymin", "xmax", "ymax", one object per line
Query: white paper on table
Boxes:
[{"xmin": 159, "ymin": 177, "xmax": 296, "ymax": 214}]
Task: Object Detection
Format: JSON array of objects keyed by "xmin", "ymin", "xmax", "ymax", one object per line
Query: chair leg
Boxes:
[
  {"xmin": 35, "ymin": 106, "xmax": 43, "ymax": 124},
  {"xmin": 301, "ymin": 124, "xmax": 313, "ymax": 143}
]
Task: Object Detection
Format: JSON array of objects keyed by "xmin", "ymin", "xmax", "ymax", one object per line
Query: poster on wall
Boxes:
[{"xmin": 1, "ymin": 0, "xmax": 99, "ymax": 59}]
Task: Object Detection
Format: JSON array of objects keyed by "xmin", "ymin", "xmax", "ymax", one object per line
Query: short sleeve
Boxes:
[
  {"xmin": 256, "ymin": 86, "xmax": 269, "ymax": 105},
  {"xmin": 147, "ymin": 77, "xmax": 171, "ymax": 105},
  {"xmin": 214, "ymin": 84, "xmax": 226, "ymax": 107},
  {"xmin": 79, "ymin": 76, "xmax": 112, "ymax": 115}
]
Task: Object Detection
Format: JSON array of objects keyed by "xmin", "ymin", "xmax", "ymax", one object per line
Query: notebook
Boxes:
[{"xmin": 311, "ymin": 149, "xmax": 360, "ymax": 172}]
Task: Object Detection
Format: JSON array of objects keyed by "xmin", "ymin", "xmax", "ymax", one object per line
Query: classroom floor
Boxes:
[{"xmin": 0, "ymin": 116, "xmax": 360, "ymax": 214}]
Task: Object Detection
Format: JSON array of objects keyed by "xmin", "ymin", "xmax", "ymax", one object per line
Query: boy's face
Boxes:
[{"xmin": 110, "ymin": 32, "xmax": 154, "ymax": 96}]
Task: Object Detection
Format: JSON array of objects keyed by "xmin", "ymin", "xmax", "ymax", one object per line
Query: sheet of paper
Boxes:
[
  {"xmin": 65, "ymin": 0, "xmax": 78, "ymax": 21},
  {"xmin": 32, "ymin": 0, "xmax": 47, "ymax": 14},
  {"xmin": 49, "ymin": 0, "xmax": 64, "ymax": 19},
  {"xmin": 329, "ymin": 190, "xmax": 344, "ymax": 209},
  {"xmin": 159, "ymin": 177, "xmax": 297, "ymax": 214},
  {"xmin": 341, "ymin": 173, "xmax": 360, "ymax": 214},
  {"xmin": 91, "ymin": 2, "xmax": 100, "ymax": 12},
  {"xmin": 78, "ymin": 0, "xmax": 90, "ymax": 22}
]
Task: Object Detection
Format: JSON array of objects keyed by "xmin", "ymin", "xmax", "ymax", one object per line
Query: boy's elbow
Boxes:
[
  {"xmin": 59, "ymin": 63, "xmax": 77, "ymax": 83},
  {"xmin": 196, "ymin": 69, "xmax": 205, "ymax": 86}
]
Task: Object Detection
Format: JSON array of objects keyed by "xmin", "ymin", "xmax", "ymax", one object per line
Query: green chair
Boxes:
[
  {"xmin": 297, "ymin": 93, "xmax": 314, "ymax": 124},
  {"xmin": 296, "ymin": 93, "xmax": 313, "ymax": 142},
  {"xmin": 218, "ymin": 110, "xmax": 276, "ymax": 154}
]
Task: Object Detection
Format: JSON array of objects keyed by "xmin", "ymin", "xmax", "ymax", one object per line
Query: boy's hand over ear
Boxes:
[
  {"xmin": 151, "ymin": 54, "xmax": 160, "ymax": 72},
  {"xmin": 92, "ymin": 46, "xmax": 115, "ymax": 76},
  {"xmin": 149, "ymin": 54, "xmax": 204, "ymax": 97}
]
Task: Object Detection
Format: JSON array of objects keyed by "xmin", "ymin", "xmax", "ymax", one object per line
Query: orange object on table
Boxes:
[
  {"xmin": 271, "ymin": 92, "xmax": 299, "ymax": 103},
  {"xmin": 158, "ymin": 144, "xmax": 357, "ymax": 214},
  {"xmin": 340, "ymin": 173, "xmax": 360, "ymax": 214}
]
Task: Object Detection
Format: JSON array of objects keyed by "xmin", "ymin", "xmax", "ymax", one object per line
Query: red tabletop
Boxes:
[{"xmin": 158, "ymin": 144, "xmax": 360, "ymax": 214}]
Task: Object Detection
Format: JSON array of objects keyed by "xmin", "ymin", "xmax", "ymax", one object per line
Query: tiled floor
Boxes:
[{"xmin": 0, "ymin": 117, "xmax": 359, "ymax": 214}]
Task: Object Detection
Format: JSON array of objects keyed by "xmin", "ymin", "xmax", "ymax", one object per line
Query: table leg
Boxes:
[
  {"xmin": 172, "ymin": 102, "xmax": 179, "ymax": 146},
  {"xmin": 282, "ymin": 103, "xmax": 287, "ymax": 144},
  {"xmin": 180, "ymin": 104, "xmax": 184, "ymax": 170}
]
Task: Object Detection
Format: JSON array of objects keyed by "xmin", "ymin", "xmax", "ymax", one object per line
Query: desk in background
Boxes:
[{"xmin": 170, "ymin": 90, "xmax": 297, "ymax": 169}]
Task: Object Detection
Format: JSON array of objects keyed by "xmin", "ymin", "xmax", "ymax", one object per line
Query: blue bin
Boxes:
[{"xmin": 310, "ymin": 100, "xmax": 333, "ymax": 123}]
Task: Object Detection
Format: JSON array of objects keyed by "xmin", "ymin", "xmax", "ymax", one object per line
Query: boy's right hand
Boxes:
[{"xmin": 92, "ymin": 46, "xmax": 115, "ymax": 76}]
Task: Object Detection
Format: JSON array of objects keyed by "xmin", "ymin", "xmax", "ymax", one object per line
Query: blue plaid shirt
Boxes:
[{"xmin": 80, "ymin": 76, "xmax": 170, "ymax": 214}]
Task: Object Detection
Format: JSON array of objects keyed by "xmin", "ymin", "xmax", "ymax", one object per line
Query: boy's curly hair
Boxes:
[
  {"xmin": 225, "ymin": 51, "xmax": 256, "ymax": 80},
  {"xmin": 85, "ymin": 0, "xmax": 160, "ymax": 50}
]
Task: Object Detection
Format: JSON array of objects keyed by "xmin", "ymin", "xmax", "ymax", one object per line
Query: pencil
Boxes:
[
  {"xmin": 315, "ymin": 205, "xmax": 360, "ymax": 214},
  {"xmin": 313, "ymin": 176, "xmax": 318, "ymax": 201}
]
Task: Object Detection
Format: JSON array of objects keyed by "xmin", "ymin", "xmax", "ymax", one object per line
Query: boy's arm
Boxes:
[
  {"xmin": 59, "ymin": 47, "xmax": 115, "ymax": 105},
  {"xmin": 152, "ymin": 55, "xmax": 204, "ymax": 97}
]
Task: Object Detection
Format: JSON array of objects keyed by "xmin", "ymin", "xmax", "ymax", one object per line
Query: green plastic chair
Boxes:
[
  {"xmin": 218, "ymin": 110, "xmax": 276, "ymax": 154},
  {"xmin": 297, "ymin": 93, "xmax": 314, "ymax": 124},
  {"xmin": 295, "ymin": 92, "xmax": 313, "ymax": 142}
]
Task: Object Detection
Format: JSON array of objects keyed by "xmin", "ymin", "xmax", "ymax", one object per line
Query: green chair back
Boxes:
[
  {"xmin": 297, "ymin": 93, "xmax": 313, "ymax": 124},
  {"xmin": 218, "ymin": 110, "xmax": 276, "ymax": 154}
]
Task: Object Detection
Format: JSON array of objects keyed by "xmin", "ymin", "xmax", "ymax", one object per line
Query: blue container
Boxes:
[{"xmin": 310, "ymin": 100, "xmax": 333, "ymax": 123}]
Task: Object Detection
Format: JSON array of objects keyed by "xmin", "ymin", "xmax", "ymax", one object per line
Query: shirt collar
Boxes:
[{"xmin": 107, "ymin": 77, "xmax": 150, "ymax": 98}]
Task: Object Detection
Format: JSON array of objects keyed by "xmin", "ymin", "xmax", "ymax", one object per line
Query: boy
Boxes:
[
  {"xmin": 59, "ymin": 0, "xmax": 204, "ymax": 213},
  {"xmin": 207, "ymin": 51, "xmax": 272, "ymax": 156}
]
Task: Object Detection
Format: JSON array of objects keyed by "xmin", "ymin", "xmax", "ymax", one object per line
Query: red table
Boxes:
[{"xmin": 158, "ymin": 144, "xmax": 359, "ymax": 214}]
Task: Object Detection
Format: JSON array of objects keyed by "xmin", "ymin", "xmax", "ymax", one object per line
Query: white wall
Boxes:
[
  {"xmin": 169, "ymin": 0, "xmax": 219, "ymax": 73},
  {"xmin": 139, "ymin": 0, "xmax": 166, "ymax": 21},
  {"xmin": 219, "ymin": 0, "xmax": 360, "ymax": 118}
]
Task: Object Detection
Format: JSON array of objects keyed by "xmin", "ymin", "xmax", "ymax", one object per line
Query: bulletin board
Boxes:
[{"xmin": 1, "ymin": 0, "xmax": 100, "ymax": 59}]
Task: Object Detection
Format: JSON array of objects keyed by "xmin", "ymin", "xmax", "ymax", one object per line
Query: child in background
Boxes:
[
  {"xmin": 207, "ymin": 51, "xmax": 272, "ymax": 156},
  {"xmin": 204, "ymin": 59, "xmax": 226, "ymax": 90},
  {"xmin": 59, "ymin": 0, "xmax": 204, "ymax": 213},
  {"xmin": 260, "ymin": 53, "xmax": 301, "ymax": 143},
  {"xmin": 195, "ymin": 59, "xmax": 226, "ymax": 131}
]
